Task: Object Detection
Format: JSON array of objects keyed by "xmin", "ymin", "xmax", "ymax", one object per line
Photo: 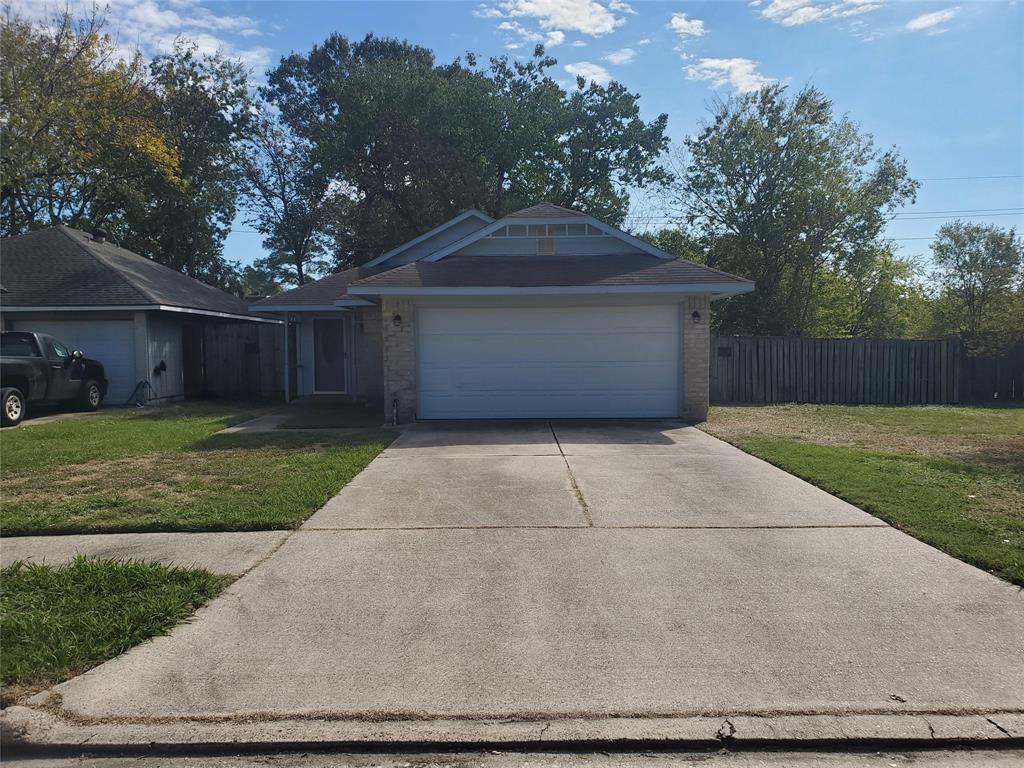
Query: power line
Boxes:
[
  {"xmin": 918, "ymin": 174, "xmax": 1024, "ymax": 181},
  {"xmin": 888, "ymin": 211, "xmax": 1024, "ymax": 221},
  {"xmin": 892, "ymin": 207, "xmax": 1024, "ymax": 216}
]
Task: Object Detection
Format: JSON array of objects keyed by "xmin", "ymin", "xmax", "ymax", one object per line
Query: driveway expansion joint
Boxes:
[{"xmin": 548, "ymin": 421, "xmax": 593, "ymax": 527}]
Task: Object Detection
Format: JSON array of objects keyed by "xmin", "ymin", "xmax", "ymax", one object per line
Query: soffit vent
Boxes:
[{"xmin": 536, "ymin": 238, "xmax": 555, "ymax": 256}]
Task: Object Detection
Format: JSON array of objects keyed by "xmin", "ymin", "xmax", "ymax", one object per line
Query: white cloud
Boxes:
[
  {"xmin": 905, "ymin": 7, "xmax": 957, "ymax": 32},
  {"xmin": 603, "ymin": 47, "xmax": 636, "ymax": 65},
  {"xmin": 477, "ymin": 0, "xmax": 629, "ymax": 36},
  {"xmin": 570, "ymin": 39, "xmax": 588, "ymax": 47},
  {"xmin": 667, "ymin": 11, "xmax": 706, "ymax": 38},
  {"xmin": 497, "ymin": 19, "xmax": 565, "ymax": 48},
  {"xmin": 10, "ymin": 0, "xmax": 270, "ymax": 71},
  {"xmin": 565, "ymin": 61, "xmax": 612, "ymax": 84},
  {"xmin": 760, "ymin": 0, "xmax": 883, "ymax": 27},
  {"xmin": 636, "ymin": 37, "xmax": 652, "ymax": 45},
  {"xmin": 685, "ymin": 57, "xmax": 774, "ymax": 92}
]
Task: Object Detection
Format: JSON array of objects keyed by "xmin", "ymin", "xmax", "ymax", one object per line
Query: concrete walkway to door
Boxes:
[{"xmin": 12, "ymin": 421, "xmax": 1024, "ymax": 747}]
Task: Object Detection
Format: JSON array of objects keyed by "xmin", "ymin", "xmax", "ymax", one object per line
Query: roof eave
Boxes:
[
  {"xmin": 348, "ymin": 283, "xmax": 754, "ymax": 297},
  {"xmin": 1, "ymin": 304, "xmax": 280, "ymax": 323}
]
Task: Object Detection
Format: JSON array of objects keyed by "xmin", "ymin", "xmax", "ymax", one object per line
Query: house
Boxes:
[
  {"xmin": 0, "ymin": 226, "xmax": 279, "ymax": 404},
  {"xmin": 252, "ymin": 203, "xmax": 754, "ymax": 422}
]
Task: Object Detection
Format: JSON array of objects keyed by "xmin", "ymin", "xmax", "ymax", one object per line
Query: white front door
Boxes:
[{"xmin": 417, "ymin": 305, "xmax": 679, "ymax": 419}]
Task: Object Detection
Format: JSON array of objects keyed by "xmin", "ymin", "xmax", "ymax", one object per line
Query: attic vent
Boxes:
[{"xmin": 536, "ymin": 237, "xmax": 555, "ymax": 256}]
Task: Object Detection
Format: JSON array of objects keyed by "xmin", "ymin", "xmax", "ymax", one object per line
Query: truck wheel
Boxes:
[
  {"xmin": 1, "ymin": 387, "xmax": 25, "ymax": 427},
  {"xmin": 78, "ymin": 380, "xmax": 103, "ymax": 411}
]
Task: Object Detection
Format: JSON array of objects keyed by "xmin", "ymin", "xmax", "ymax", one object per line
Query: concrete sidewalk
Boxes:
[
  {"xmin": 5, "ymin": 422, "xmax": 1023, "ymax": 750},
  {"xmin": 0, "ymin": 531, "xmax": 289, "ymax": 576}
]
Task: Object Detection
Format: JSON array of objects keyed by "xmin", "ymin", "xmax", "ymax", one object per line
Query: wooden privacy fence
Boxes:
[
  {"xmin": 710, "ymin": 336, "xmax": 962, "ymax": 405},
  {"xmin": 200, "ymin": 321, "xmax": 284, "ymax": 400}
]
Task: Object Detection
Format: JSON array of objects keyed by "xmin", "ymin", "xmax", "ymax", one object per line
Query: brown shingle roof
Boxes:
[
  {"xmin": 251, "ymin": 264, "xmax": 393, "ymax": 307},
  {"xmin": 504, "ymin": 203, "xmax": 587, "ymax": 218},
  {"xmin": 0, "ymin": 226, "xmax": 252, "ymax": 315},
  {"xmin": 348, "ymin": 254, "xmax": 752, "ymax": 291}
]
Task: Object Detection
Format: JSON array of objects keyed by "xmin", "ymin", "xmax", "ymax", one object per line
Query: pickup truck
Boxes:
[{"xmin": 0, "ymin": 331, "xmax": 108, "ymax": 426}]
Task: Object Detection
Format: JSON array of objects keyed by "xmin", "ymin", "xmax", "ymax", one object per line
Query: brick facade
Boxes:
[
  {"xmin": 679, "ymin": 294, "xmax": 711, "ymax": 422},
  {"xmin": 380, "ymin": 296, "xmax": 417, "ymax": 423}
]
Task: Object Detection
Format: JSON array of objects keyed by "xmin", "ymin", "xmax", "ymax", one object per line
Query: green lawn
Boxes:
[
  {"xmin": 1, "ymin": 403, "xmax": 395, "ymax": 535},
  {"xmin": 702, "ymin": 405, "xmax": 1024, "ymax": 585},
  {"xmin": 277, "ymin": 397, "xmax": 383, "ymax": 429},
  {"xmin": 1, "ymin": 557, "xmax": 229, "ymax": 699}
]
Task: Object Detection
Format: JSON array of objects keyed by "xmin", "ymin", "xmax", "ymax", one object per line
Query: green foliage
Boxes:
[
  {"xmin": 928, "ymin": 221, "xmax": 1023, "ymax": 352},
  {"xmin": 668, "ymin": 84, "xmax": 918, "ymax": 336},
  {"xmin": 1, "ymin": 557, "xmax": 229, "ymax": 685},
  {"xmin": 0, "ymin": 11, "xmax": 179, "ymax": 235},
  {"xmin": 644, "ymin": 228, "xmax": 705, "ymax": 262},
  {"xmin": 263, "ymin": 37, "xmax": 670, "ymax": 266},
  {"xmin": 811, "ymin": 247, "xmax": 933, "ymax": 337},
  {"xmin": 98, "ymin": 43, "xmax": 253, "ymax": 288},
  {"xmin": 0, "ymin": 12, "xmax": 253, "ymax": 289},
  {"xmin": 239, "ymin": 116, "xmax": 336, "ymax": 286}
]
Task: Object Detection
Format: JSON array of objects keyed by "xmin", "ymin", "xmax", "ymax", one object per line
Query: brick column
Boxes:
[
  {"xmin": 680, "ymin": 294, "xmax": 711, "ymax": 422},
  {"xmin": 381, "ymin": 297, "xmax": 417, "ymax": 423}
]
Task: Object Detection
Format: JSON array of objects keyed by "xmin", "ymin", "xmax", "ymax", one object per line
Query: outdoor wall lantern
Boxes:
[
  {"xmin": 691, "ymin": 310, "xmax": 702, "ymax": 324},
  {"xmin": 393, "ymin": 314, "xmax": 403, "ymax": 328}
]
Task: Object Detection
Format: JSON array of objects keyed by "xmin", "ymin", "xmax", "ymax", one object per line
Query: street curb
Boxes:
[{"xmin": 3, "ymin": 706, "xmax": 1022, "ymax": 756}]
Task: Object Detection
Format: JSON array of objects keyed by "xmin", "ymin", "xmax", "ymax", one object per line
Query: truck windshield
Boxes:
[{"xmin": 0, "ymin": 333, "xmax": 41, "ymax": 357}]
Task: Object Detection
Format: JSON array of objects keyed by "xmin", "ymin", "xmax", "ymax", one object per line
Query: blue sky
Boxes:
[{"xmin": 20, "ymin": 0, "xmax": 1024, "ymax": 270}]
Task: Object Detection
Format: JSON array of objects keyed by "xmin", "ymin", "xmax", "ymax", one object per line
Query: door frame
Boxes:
[{"xmin": 311, "ymin": 315, "xmax": 351, "ymax": 394}]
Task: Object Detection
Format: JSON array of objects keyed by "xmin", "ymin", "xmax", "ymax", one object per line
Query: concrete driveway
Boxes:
[{"xmin": 21, "ymin": 422, "xmax": 1024, "ymax": 745}]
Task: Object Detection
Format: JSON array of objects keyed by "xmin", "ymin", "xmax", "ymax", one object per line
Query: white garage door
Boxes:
[
  {"xmin": 417, "ymin": 305, "xmax": 679, "ymax": 419},
  {"xmin": 21, "ymin": 320, "xmax": 137, "ymax": 404}
]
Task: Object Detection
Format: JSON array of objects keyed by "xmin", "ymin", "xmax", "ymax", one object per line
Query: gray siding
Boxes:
[{"xmin": 146, "ymin": 312, "xmax": 184, "ymax": 401}]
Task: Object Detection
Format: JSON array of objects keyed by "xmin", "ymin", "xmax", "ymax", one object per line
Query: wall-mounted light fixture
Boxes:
[
  {"xmin": 691, "ymin": 310, "xmax": 701, "ymax": 324},
  {"xmin": 393, "ymin": 314, "xmax": 403, "ymax": 328}
]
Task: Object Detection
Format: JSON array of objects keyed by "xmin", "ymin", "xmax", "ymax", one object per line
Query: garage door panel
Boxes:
[
  {"xmin": 422, "ymin": 332, "xmax": 677, "ymax": 364},
  {"xmin": 420, "ymin": 361, "xmax": 677, "ymax": 392},
  {"xmin": 417, "ymin": 306, "xmax": 679, "ymax": 419},
  {"xmin": 419, "ymin": 306, "xmax": 675, "ymax": 334},
  {"xmin": 422, "ymin": 393, "xmax": 676, "ymax": 419},
  {"xmin": 19, "ymin": 320, "xmax": 136, "ymax": 403}
]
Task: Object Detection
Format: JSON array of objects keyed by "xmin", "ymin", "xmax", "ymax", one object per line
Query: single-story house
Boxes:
[
  {"xmin": 253, "ymin": 203, "xmax": 753, "ymax": 422},
  {"xmin": 0, "ymin": 225, "xmax": 278, "ymax": 404}
]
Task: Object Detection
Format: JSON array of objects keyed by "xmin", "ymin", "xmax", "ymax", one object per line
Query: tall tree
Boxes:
[
  {"xmin": 929, "ymin": 221, "xmax": 1023, "ymax": 349},
  {"xmin": 262, "ymin": 37, "xmax": 669, "ymax": 266},
  {"xmin": 668, "ymin": 84, "xmax": 918, "ymax": 335},
  {"xmin": 0, "ymin": 11, "xmax": 178, "ymax": 235},
  {"xmin": 99, "ymin": 44, "xmax": 252, "ymax": 286},
  {"xmin": 239, "ymin": 116, "xmax": 338, "ymax": 286}
]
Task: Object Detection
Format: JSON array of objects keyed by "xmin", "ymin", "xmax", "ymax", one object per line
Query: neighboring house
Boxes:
[
  {"xmin": 0, "ymin": 226, "xmax": 277, "ymax": 404},
  {"xmin": 254, "ymin": 203, "xmax": 753, "ymax": 422}
]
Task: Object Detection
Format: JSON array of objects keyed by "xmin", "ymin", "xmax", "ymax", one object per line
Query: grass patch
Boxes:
[
  {"xmin": 1, "ymin": 402, "xmax": 394, "ymax": 535},
  {"xmin": 1, "ymin": 557, "xmax": 229, "ymax": 693},
  {"xmin": 740, "ymin": 438, "xmax": 1023, "ymax": 585},
  {"xmin": 277, "ymin": 399, "xmax": 382, "ymax": 429},
  {"xmin": 703, "ymin": 405, "xmax": 1024, "ymax": 586},
  {"xmin": 1, "ymin": 401, "xmax": 270, "ymax": 472}
]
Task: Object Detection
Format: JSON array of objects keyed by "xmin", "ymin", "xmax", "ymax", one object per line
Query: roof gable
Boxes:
[
  {"xmin": 422, "ymin": 203, "xmax": 676, "ymax": 263},
  {"xmin": 362, "ymin": 210, "xmax": 493, "ymax": 268}
]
